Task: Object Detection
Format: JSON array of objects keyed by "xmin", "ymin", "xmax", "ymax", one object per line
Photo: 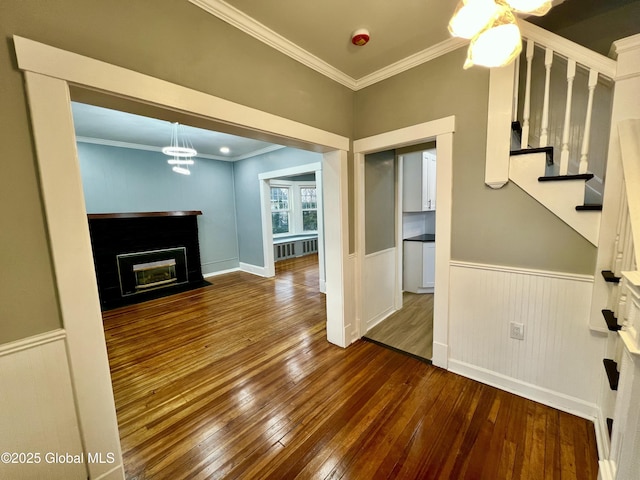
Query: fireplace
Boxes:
[
  {"xmin": 117, "ymin": 247, "xmax": 188, "ymax": 296},
  {"xmin": 88, "ymin": 211, "xmax": 207, "ymax": 310}
]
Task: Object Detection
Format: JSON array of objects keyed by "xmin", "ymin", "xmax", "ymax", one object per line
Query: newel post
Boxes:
[{"xmin": 484, "ymin": 61, "xmax": 517, "ymax": 189}]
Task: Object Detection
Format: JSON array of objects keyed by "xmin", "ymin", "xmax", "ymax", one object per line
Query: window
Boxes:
[
  {"xmin": 270, "ymin": 181, "xmax": 319, "ymax": 236},
  {"xmin": 270, "ymin": 186, "xmax": 290, "ymax": 234},
  {"xmin": 300, "ymin": 187, "xmax": 317, "ymax": 231}
]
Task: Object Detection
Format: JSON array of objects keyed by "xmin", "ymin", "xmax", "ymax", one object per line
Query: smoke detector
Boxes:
[{"xmin": 351, "ymin": 29, "xmax": 370, "ymax": 46}]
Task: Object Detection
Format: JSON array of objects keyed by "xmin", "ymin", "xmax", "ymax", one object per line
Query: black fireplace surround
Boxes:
[{"xmin": 88, "ymin": 211, "xmax": 207, "ymax": 310}]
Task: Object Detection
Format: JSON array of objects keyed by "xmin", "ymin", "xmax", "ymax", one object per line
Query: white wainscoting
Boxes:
[
  {"xmin": 346, "ymin": 253, "xmax": 358, "ymax": 344},
  {"xmin": 0, "ymin": 330, "xmax": 87, "ymax": 479},
  {"xmin": 363, "ymin": 247, "xmax": 397, "ymax": 332},
  {"xmin": 448, "ymin": 261, "xmax": 605, "ymax": 419}
]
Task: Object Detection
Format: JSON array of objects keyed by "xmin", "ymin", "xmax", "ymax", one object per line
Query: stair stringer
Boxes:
[{"xmin": 509, "ymin": 152, "xmax": 601, "ymax": 246}]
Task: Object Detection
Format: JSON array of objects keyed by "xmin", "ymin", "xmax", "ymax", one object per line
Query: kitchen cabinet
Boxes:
[
  {"xmin": 403, "ymin": 236, "xmax": 435, "ymax": 294},
  {"xmin": 403, "ymin": 151, "xmax": 436, "ymax": 212}
]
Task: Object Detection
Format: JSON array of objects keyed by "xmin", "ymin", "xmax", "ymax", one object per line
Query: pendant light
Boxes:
[{"xmin": 163, "ymin": 122, "xmax": 196, "ymax": 175}]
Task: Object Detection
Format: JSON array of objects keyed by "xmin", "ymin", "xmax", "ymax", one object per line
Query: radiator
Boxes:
[{"xmin": 274, "ymin": 237, "xmax": 318, "ymax": 261}]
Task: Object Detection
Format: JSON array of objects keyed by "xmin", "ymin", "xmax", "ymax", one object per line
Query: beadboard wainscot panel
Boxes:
[
  {"xmin": 364, "ymin": 247, "xmax": 397, "ymax": 331},
  {"xmin": 346, "ymin": 253, "xmax": 358, "ymax": 344},
  {"xmin": 448, "ymin": 261, "xmax": 606, "ymax": 419},
  {"xmin": 0, "ymin": 330, "xmax": 86, "ymax": 479}
]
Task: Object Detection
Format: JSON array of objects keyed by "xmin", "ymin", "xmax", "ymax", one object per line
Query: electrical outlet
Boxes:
[{"xmin": 510, "ymin": 322, "xmax": 525, "ymax": 340}]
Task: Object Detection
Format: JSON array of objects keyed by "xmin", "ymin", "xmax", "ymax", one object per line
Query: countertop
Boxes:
[{"xmin": 403, "ymin": 234, "xmax": 435, "ymax": 243}]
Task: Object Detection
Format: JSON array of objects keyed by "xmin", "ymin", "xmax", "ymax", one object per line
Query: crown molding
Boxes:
[
  {"xmin": 189, "ymin": 0, "xmax": 357, "ymax": 89},
  {"xmin": 189, "ymin": 0, "xmax": 466, "ymax": 91},
  {"xmin": 354, "ymin": 37, "xmax": 468, "ymax": 90},
  {"xmin": 76, "ymin": 136, "xmax": 285, "ymax": 161}
]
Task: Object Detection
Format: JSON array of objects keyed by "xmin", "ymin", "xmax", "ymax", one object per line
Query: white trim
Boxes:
[
  {"xmin": 364, "ymin": 246, "xmax": 397, "ymax": 259},
  {"xmin": 203, "ymin": 267, "xmax": 241, "ymax": 278},
  {"xmin": 188, "ymin": 0, "xmax": 356, "ymax": 89},
  {"xmin": 76, "ymin": 136, "xmax": 287, "ymax": 162},
  {"xmin": 449, "ymin": 359, "xmax": 599, "ymax": 420},
  {"xmin": 93, "ymin": 464, "xmax": 128, "ymax": 480},
  {"xmin": 354, "ymin": 117, "xmax": 455, "ymax": 369},
  {"xmin": 354, "ymin": 117, "xmax": 456, "ymax": 154},
  {"xmin": 13, "ymin": 36, "xmax": 349, "ymax": 153},
  {"xmin": 189, "ymin": 0, "xmax": 467, "ymax": 91},
  {"xmin": 14, "ymin": 36, "xmax": 352, "ymax": 480},
  {"xmin": 258, "ymin": 162, "xmax": 324, "ymax": 282},
  {"xmin": 485, "ymin": 62, "xmax": 516, "ymax": 189},
  {"xmin": 520, "ymin": 20, "xmax": 617, "ymax": 79},
  {"xmin": 598, "ymin": 460, "xmax": 616, "ymax": 480},
  {"xmin": 449, "ymin": 260, "xmax": 595, "ymax": 283},
  {"xmin": 258, "ymin": 162, "xmax": 322, "ymax": 180},
  {"xmin": 239, "ymin": 262, "xmax": 270, "ymax": 277},
  {"xmin": 595, "ymin": 406, "xmax": 611, "ymax": 461},
  {"xmin": 0, "ymin": 329, "xmax": 66, "ymax": 357},
  {"xmin": 354, "ymin": 38, "xmax": 468, "ymax": 90},
  {"xmin": 366, "ymin": 307, "xmax": 397, "ymax": 332}
]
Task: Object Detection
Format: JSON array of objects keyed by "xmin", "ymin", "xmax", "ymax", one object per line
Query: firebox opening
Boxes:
[{"xmin": 117, "ymin": 247, "xmax": 188, "ymax": 297}]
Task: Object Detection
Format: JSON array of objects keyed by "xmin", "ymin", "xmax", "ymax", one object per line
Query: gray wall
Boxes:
[
  {"xmin": 233, "ymin": 148, "xmax": 323, "ymax": 266},
  {"xmin": 77, "ymin": 143, "xmax": 240, "ymax": 275},
  {"xmin": 365, "ymin": 150, "xmax": 396, "ymax": 254},
  {"xmin": 354, "ymin": 48, "xmax": 597, "ymax": 275},
  {"xmin": 0, "ymin": 0, "xmax": 353, "ymax": 344}
]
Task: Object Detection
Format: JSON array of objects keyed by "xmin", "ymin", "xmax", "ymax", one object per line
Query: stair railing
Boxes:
[
  {"xmin": 601, "ymin": 118, "xmax": 640, "ymax": 478},
  {"xmin": 485, "ymin": 20, "xmax": 616, "ymax": 192},
  {"xmin": 517, "ymin": 22, "xmax": 616, "ymax": 178}
]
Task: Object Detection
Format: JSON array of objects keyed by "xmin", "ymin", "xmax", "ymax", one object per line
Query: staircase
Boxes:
[{"xmin": 485, "ymin": 22, "xmax": 640, "ymax": 480}]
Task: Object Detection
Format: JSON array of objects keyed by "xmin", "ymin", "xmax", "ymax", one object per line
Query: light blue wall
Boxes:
[
  {"xmin": 233, "ymin": 147, "xmax": 323, "ymax": 267},
  {"xmin": 77, "ymin": 142, "xmax": 239, "ymax": 275}
]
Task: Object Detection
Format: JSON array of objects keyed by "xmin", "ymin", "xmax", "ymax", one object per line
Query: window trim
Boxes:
[{"xmin": 270, "ymin": 180, "xmax": 317, "ymax": 237}]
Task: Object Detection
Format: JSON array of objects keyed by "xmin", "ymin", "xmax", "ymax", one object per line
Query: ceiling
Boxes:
[{"xmin": 74, "ymin": 0, "xmax": 640, "ymax": 158}]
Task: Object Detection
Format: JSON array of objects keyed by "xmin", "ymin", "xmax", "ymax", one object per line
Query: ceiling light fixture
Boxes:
[
  {"xmin": 220, "ymin": 147, "xmax": 230, "ymax": 154},
  {"xmin": 172, "ymin": 166, "xmax": 191, "ymax": 176},
  {"xmin": 163, "ymin": 122, "xmax": 196, "ymax": 175},
  {"xmin": 448, "ymin": 0, "xmax": 552, "ymax": 69}
]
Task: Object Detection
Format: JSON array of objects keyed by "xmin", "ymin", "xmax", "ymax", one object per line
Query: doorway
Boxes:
[
  {"xmin": 15, "ymin": 35, "xmax": 351, "ymax": 477},
  {"xmin": 360, "ymin": 146, "xmax": 436, "ymax": 361},
  {"xmin": 353, "ymin": 117, "xmax": 455, "ymax": 371}
]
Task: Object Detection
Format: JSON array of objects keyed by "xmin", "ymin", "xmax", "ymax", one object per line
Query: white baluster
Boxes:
[
  {"xmin": 579, "ymin": 69, "xmax": 599, "ymax": 174},
  {"xmin": 559, "ymin": 59, "xmax": 576, "ymax": 175},
  {"xmin": 520, "ymin": 41, "xmax": 534, "ymax": 149},
  {"xmin": 539, "ymin": 48, "xmax": 554, "ymax": 147},
  {"xmin": 512, "ymin": 55, "xmax": 520, "ymax": 123}
]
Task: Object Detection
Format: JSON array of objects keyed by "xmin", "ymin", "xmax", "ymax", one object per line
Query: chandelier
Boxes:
[
  {"xmin": 448, "ymin": 0, "xmax": 552, "ymax": 69},
  {"xmin": 163, "ymin": 122, "xmax": 196, "ymax": 175}
]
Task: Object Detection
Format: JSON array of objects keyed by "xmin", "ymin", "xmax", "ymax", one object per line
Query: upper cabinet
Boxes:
[{"xmin": 402, "ymin": 150, "xmax": 436, "ymax": 212}]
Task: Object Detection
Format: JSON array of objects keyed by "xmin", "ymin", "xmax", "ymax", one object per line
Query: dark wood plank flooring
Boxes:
[{"xmin": 102, "ymin": 254, "xmax": 599, "ymax": 479}]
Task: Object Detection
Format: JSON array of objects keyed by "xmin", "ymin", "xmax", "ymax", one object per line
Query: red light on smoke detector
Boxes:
[{"xmin": 351, "ymin": 29, "xmax": 370, "ymax": 46}]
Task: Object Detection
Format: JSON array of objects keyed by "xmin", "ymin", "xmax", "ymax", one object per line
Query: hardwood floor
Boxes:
[
  {"xmin": 365, "ymin": 292, "xmax": 433, "ymax": 360},
  {"xmin": 103, "ymin": 255, "xmax": 599, "ymax": 479}
]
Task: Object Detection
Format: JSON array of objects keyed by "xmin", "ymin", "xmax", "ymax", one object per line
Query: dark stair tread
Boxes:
[
  {"xmin": 510, "ymin": 146, "xmax": 554, "ymax": 166},
  {"xmin": 602, "ymin": 270, "xmax": 621, "ymax": 284},
  {"xmin": 602, "ymin": 309, "xmax": 622, "ymax": 331},
  {"xmin": 576, "ymin": 204, "xmax": 603, "ymax": 211},
  {"xmin": 538, "ymin": 173, "xmax": 595, "ymax": 182},
  {"xmin": 607, "ymin": 418, "xmax": 613, "ymax": 438},
  {"xmin": 603, "ymin": 359, "xmax": 620, "ymax": 391}
]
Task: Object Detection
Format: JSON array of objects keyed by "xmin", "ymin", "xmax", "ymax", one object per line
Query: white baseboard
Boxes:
[
  {"xmin": 432, "ymin": 342, "xmax": 449, "ymax": 369},
  {"xmin": 319, "ymin": 279, "xmax": 326, "ymax": 294},
  {"xmin": 203, "ymin": 267, "xmax": 240, "ymax": 278},
  {"xmin": 365, "ymin": 306, "xmax": 395, "ymax": 332},
  {"xmin": 449, "ymin": 359, "xmax": 599, "ymax": 420},
  {"xmin": 239, "ymin": 262, "xmax": 271, "ymax": 277}
]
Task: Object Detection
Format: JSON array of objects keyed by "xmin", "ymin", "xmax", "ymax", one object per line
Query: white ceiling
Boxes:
[{"xmin": 72, "ymin": 102, "xmax": 283, "ymax": 161}]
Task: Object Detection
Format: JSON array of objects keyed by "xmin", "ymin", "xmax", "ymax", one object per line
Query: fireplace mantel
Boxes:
[
  {"xmin": 87, "ymin": 210, "xmax": 202, "ymax": 220},
  {"xmin": 87, "ymin": 211, "xmax": 206, "ymax": 309}
]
